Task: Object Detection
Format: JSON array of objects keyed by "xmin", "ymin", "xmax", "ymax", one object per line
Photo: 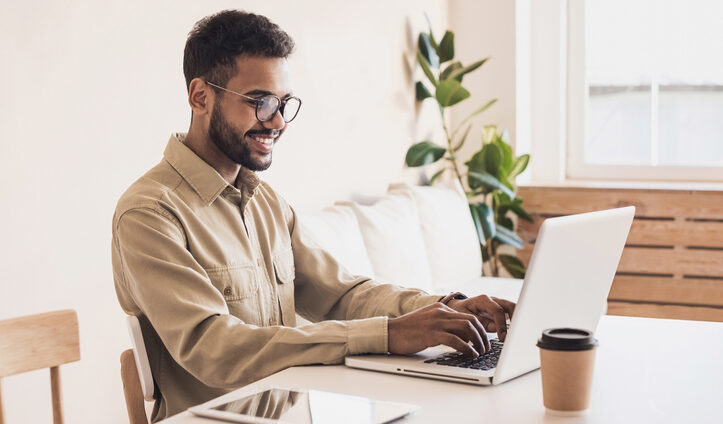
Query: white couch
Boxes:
[{"xmin": 298, "ymin": 182, "xmax": 483, "ymax": 294}]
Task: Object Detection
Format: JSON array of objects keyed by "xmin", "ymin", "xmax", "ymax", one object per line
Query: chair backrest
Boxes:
[
  {"xmin": 126, "ymin": 316, "xmax": 155, "ymax": 401},
  {"xmin": 120, "ymin": 349, "xmax": 148, "ymax": 424},
  {"xmin": 0, "ymin": 310, "xmax": 80, "ymax": 424}
]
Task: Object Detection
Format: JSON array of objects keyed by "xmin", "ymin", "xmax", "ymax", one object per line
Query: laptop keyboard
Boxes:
[{"xmin": 423, "ymin": 339, "xmax": 503, "ymax": 370}]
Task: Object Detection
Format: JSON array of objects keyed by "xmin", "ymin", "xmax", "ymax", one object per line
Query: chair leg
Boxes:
[
  {"xmin": 50, "ymin": 366, "xmax": 64, "ymax": 424},
  {"xmin": 0, "ymin": 379, "xmax": 5, "ymax": 424}
]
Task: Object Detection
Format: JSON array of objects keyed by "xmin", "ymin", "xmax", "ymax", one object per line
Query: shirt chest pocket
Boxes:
[
  {"xmin": 206, "ymin": 266, "xmax": 262, "ymax": 324},
  {"xmin": 272, "ymin": 249, "xmax": 296, "ymax": 327}
]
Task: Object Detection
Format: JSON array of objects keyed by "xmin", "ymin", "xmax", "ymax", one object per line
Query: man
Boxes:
[{"xmin": 112, "ymin": 10, "xmax": 515, "ymax": 422}]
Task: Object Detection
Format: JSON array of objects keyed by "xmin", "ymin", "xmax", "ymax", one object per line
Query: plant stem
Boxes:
[
  {"xmin": 490, "ymin": 240, "xmax": 499, "ymax": 277},
  {"xmin": 440, "ymin": 107, "xmax": 465, "ymax": 189},
  {"xmin": 482, "ymin": 192, "xmax": 498, "ymax": 276}
]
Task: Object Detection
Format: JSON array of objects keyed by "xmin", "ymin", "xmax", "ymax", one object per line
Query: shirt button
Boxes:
[{"xmin": 223, "ymin": 287, "xmax": 232, "ymax": 296}]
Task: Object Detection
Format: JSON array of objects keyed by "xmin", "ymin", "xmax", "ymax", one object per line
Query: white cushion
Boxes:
[
  {"xmin": 297, "ymin": 205, "xmax": 375, "ymax": 277},
  {"xmin": 388, "ymin": 182, "xmax": 482, "ymax": 290},
  {"xmin": 342, "ymin": 194, "xmax": 434, "ymax": 292}
]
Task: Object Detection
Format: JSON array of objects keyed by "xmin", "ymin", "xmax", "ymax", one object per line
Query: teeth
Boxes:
[{"xmin": 251, "ymin": 135, "xmax": 274, "ymax": 145}]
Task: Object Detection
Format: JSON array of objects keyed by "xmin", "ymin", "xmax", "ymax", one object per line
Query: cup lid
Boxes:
[{"xmin": 536, "ymin": 328, "xmax": 598, "ymax": 351}]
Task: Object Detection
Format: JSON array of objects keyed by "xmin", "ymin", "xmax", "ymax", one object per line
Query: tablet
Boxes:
[{"xmin": 188, "ymin": 387, "xmax": 420, "ymax": 424}]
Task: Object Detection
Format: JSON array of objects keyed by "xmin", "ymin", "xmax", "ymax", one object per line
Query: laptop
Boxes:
[{"xmin": 345, "ymin": 207, "xmax": 635, "ymax": 385}]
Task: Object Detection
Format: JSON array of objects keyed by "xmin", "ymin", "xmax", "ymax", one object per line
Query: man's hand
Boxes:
[
  {"xmin": 387, "ymin": 295, "xmax": 515, "ymax": 357},
  {"xmin": 446, "ymin": 295, "xmax": 515, "ymax": 342}
]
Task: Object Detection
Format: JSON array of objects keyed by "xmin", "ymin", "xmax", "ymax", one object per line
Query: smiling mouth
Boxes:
[
  {"xmin": 249, "ymin": 134, "xmax": 275, "ymax": 145},
  {"xmin": 246, "ymin": 133, "xmax": 277, "ymax": 153}
]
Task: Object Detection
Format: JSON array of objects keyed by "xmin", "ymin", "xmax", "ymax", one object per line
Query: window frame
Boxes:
[{"xmin": 566, "ymin": 0, "xmax": 723, "ymax": 182}]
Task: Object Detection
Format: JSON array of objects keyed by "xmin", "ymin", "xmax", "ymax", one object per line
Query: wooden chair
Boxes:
[
  {"xmin": 120, "ymin": 316, "xmax": 155, "ymax": 424},
  {"xmin": 0, "ymin": 310, "xmax": 80, "ymax": 424}
]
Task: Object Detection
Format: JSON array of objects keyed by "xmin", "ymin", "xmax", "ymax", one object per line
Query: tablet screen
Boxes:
[{"xmin": 209, "ymin": 388, "xmax": 416, "ymax": 424}]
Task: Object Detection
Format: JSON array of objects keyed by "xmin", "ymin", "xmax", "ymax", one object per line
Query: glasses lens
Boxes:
[
  {"xmin": 256, "ymin": 96, "xmax": 280, "ymax": 121},
  {"xmin": 281, "ymin": 98, "xmax": 301, "ymax": 122}
]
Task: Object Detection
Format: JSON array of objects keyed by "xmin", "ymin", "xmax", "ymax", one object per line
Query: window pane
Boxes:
[
  {"xmin": 586, "ymin": 87, "xmax": 651, "ymax": 165},
  {"xmin": 658, "ymin": 88, "xmax": 723, "ymax": 166},
  {"xmin": 585, "ymin": 0, "xmax": 723, "ymax": 168}
]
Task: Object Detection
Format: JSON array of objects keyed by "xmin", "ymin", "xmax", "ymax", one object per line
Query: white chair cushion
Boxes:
[
  {"xmin": 342, "ymin": 194, "xmax": 434, "ymax": 292},
  {"xmin": 297, "ymin": 205, "xmax": 375, "ymax": 277},
  {"xmin": 388, "ymin": 182, "xmax": 482, "ymax": 291}
]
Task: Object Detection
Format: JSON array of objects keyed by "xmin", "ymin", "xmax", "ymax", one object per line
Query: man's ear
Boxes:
[{"xmin": 188, "ymin": 78, "xmax": 212, "ymax": 116}]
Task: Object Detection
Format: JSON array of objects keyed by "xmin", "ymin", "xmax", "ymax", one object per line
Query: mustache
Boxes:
[{"xmin": 245, "ymin": 129, "xmax": 281, "ymax": 138}]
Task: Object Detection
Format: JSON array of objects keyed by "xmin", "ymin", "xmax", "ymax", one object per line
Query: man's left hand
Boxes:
[{"xmin": 446, "ymin": 295, "xmax": 516, "ymax": 342}]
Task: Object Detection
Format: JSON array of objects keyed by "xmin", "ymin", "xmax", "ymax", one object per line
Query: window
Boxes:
[{"xmin": 567, "ymin": 0, "xmax": 723, "ymax": 181}]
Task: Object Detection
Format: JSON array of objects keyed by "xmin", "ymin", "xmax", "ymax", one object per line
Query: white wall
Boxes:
[
  {"xmin": 448, "ymin": 0, "xmax": 520, "ymax": 164},
  {"xmin": 0, "ymin": 1, "xmax": 448, "ymax": 423}
]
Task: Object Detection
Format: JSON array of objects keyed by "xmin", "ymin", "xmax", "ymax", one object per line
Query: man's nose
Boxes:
[{"xmin": 263, "ymin": 107, "xmax": 286, "ymax": 131}]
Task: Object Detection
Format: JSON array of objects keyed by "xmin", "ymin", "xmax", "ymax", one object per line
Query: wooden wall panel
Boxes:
[
  {"xmin": 618, "ymin": 248, "xmax": 723, "ymax": 276},
  {"xmin": 607, "ymin": 275, "xmax": 723, "ymax": 306},
  {"xmin": 627, "ymin": 220, "xmax": 723, "ymax": 248},
  {"xmin": 516, "ymin": 186, "xmax": 723, "ymax": 322},
  {"xmin": 518, "ymin": 187, "xmax": 723, "ymax": 219},
  {"xmin": 520, "ymin": 217, "xmax": 723, "ymax": 248},
  {"xmin": 607, "ymin": 301, "xmax": 723, "ymax": 322}
]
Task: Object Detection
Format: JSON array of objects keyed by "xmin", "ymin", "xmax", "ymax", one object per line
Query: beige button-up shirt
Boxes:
[{"xmin": 112, "ymin": 134, "xmax": 442, "ymax": 422}]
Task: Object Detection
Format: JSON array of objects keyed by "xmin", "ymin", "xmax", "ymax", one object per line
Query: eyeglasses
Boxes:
[{"xmin": 205, "ymin": 81, "xmax": 302, "ymax": 123}]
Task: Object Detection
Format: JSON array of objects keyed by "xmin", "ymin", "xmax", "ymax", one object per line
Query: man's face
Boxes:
[{"xmin": 208, "ymin": 56, "xmax": 292, "ymax": 171}]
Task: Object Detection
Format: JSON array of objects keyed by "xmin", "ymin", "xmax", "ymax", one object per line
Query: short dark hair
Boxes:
[{"xmin": 183, "ymin": 10, "xmax": 295, "ymax": 90}]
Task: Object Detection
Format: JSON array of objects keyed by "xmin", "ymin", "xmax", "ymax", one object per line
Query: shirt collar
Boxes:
[{"xmin": 164, "ymin": 133, "xmax": 260, "ymax": 207}]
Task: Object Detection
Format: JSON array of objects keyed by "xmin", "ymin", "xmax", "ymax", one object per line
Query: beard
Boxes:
[{"xmin": 208, "ymin": 102, "xmax": 273, "ymax": 171}]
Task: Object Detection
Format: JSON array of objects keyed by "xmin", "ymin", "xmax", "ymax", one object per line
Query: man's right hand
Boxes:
[{"xmin": 388, "ymin": 302, "xmax": 491, "ymax": 357}]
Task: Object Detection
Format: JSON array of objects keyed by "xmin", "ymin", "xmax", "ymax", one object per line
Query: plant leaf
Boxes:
[
  {"xmin": 494, "ymin": 226, "xmax": 524, "ymax": 248},
  {"xmin": 415, "ymin": 81, "xmax": 432, "ymax": 101},
  {"xmin": 447, "ymin": 57, "xmax": 489, "ymax": 80},
  {"xmin": 440, "ymin": 61, "xmax": 463, "ymax": 81},
  {"xmin": 423, "ymin": 12, "xmax": 439, "ymax": 50},
  {"xmin": 466, "ymin": 150, "xmax": 485, "ymax": 174},
  {"xmin": 480, "ymin": 243, "xmax": 490, "ymax": 262},
  {"xmin": 509, "ymin": 154, "xmax": 530, "ymax": 178},
  {"xmin": 498, "ymin": 254, "xmax": 526, "ymax": 278},
  {"xmin": 498, "ymin": 204, "xmax": 510, "ymax": 218},
  {"xmin": 510, "ymin": 201, "xmax": 534, "ymax": 222},
  {"xmin": 469, "ymin": 202, "xmax": 496, "ymax": 243},
  {"xmin": 453, "ymin": 99, "xmax": 497, "ymax": 138},
  {"xmin": 497, "ymin": 216, "xmax": 514, "ymax": 230},
  {"xmin": 494, "ymin": 192, "xmax": 508, "ymax": 215},
  {"xmin": 467, "ymin": 171, "xmax": 515, "ymax": 199},
  {"xmin": 483, "ymin": 143, "xmax": 502, "ymax": 178},
  {"xmin": 438, "ymin": 31, "xmax": 455, "ymax": 63},
  {"xmin": 435, "ymin": 79, "xmax": 470, "ymax": 107},
  {"xmin": 417, "ymin": 51, "xmax": 438, "ymax": 87},
  {"xmin": 495, "ymin": 191, "xmax": 513, "ymax": 206},
  {"xmin": 452, "ymin": 124, "xmax": 472, "ymax": 152},
  {"xmin": 481, "ymin": 125, "xmax": 497, "ymax": 144},
  {"xmin": 418, "ymin": 33, "xmax": 439, "ymax": 69},
  {"xmin": 494, "ymin": 137, "xmax": 514, "ymax": 175},
  {"xmin": 467, "ymin": 144, "xmax": 501, "ymax": 176},
  {"xmin": 500, "ymin": 174, "xmax": 515, "ymax": 191},
  {"xmin": 405, "ymin": 141, "xmax": 447, "ymax": 167},
  {"xmin": 428, "ymin": 168, "xmax": 446, "ymax": 185}
]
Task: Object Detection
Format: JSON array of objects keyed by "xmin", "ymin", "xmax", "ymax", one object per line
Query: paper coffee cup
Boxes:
[{"xmin": 537, "ymin": 328, "xmax": 598, "ymax": 415}]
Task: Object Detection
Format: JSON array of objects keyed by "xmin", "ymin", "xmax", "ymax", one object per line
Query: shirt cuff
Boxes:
[{"xmin": 347, "ymin": 316, "xmax": 388, "ymax": 354}]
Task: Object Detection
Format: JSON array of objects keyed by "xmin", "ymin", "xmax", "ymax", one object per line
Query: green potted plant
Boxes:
[{"xmin": 405, "ymin": 21, "xmax": 533, "ymax": 278}]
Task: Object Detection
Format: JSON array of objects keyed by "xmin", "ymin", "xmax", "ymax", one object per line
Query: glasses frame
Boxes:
[{"xmin": 205, "ymin": 81, "xmax": 302, "ymax": 123}]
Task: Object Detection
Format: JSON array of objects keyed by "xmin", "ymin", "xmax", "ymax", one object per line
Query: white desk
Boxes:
[{"xmin": 162, "ymin": 279, "xmax": 723, "ymax": 423}]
